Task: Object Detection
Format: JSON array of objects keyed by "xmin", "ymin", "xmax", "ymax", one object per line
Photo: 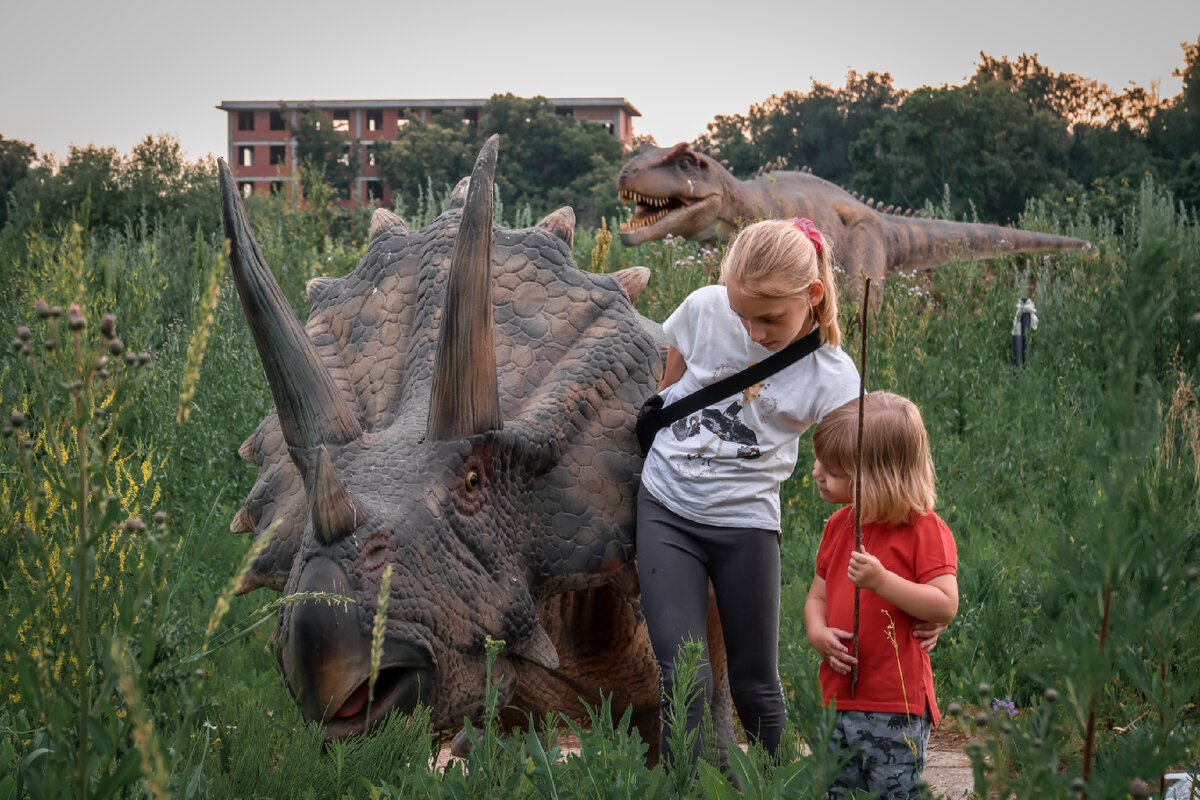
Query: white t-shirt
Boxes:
[{"xmin": 641, "ymin": 285, "xmax": 860, "ymax": 530}]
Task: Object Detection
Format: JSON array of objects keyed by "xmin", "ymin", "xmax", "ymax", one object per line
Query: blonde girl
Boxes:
[{"xmin": 637, "ymin": 218, "xmax": 859, "ymax": 766}]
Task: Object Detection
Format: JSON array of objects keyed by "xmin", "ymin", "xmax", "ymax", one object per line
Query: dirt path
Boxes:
[{"xmin": 434, "ymin": 726, "xmax": 976, "ymax": 797}]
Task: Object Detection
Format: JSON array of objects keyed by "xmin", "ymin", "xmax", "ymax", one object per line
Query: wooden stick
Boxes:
[{"xmin": 850, "ymin": 278, "xmax": 871, "ymax": 697}]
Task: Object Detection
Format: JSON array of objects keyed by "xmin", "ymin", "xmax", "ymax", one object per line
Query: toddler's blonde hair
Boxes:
[
  {"xmin": 812, "ymin": 392, "xmax": 937, "ymax": 525},
  {"xmin": 718, "ymin": 219, "xmax": 842, "ymax": 347}
]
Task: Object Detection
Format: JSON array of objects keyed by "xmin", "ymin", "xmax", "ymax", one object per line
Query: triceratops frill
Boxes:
[{"xmin": 219, "ymin": 136, "xmax": 721, "ymax": 755}]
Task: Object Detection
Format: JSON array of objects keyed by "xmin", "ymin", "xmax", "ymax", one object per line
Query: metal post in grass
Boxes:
[{"xmin": 851, "ymin": 278, "xmax": 871, "ymax": 698}]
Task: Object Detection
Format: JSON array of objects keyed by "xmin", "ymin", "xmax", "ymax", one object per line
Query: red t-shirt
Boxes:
[{"xmin": 814, "ymin": 506, "xmax": 957, "ymax": 724}]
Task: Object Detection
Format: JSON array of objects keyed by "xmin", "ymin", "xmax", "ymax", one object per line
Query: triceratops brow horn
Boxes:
[
  {"xmin": 427, "ymin": 135, "xmax": 503, "ymax": 439},
  {"xmin": 218, "ymin": 159, "xmax": 363, "ymax": 449}
]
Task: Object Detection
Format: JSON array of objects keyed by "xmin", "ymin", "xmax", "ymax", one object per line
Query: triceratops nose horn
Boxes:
[
  {"xmin": 427, "ymin": 135, "xmax": 503, "ymax": 439},
  {"xmin": 309, "ymin": 446, "xmax": 362, "ymax": 544},
  {"xmin": 219, "ymin": 159, "xmax": 362, "ymax": 450}
]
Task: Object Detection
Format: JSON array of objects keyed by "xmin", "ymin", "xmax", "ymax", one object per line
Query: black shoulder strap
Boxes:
[{"xmin": 657, "ymin": 327, "xmax": 822, "ymax": 427}]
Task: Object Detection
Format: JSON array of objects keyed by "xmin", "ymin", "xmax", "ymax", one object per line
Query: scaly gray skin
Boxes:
[
  {"xmin": 218, "ymin": 136, "xmax": 736, "ymax": 763},
  {"xmin": 617, "ymin": 142, "xmax": 1091, "ymax": 297}
]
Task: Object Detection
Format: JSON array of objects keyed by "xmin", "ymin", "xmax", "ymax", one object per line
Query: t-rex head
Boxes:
[
  {"xmin": 616, "ymin": 142, "xmax": 730, "ymax": 245},
  {"xmin": 220, "ymin": 136, "xmax": 663, "ymax": 738}
]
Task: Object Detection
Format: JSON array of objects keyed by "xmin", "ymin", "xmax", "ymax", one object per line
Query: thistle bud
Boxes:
[
  {"xmin": 974, "ymin": 712, "xmax": 989, "ymax": 728},
  {"xmin": 10, "ymin": 338, "xmax": 22, "ymax": 352},
  {"xmin": 35, "ymin": 299, "xmax": 51, "ymax": 319},
  {"xmin": 16, "ymin": 326, "xmax": 30, "ymax": 341},
  {"xmin": 100, "ymin": 314, "xmax": 116, "ymax": 339},
  {"xmin": 123, "ymin": 517, "xmax": 146, "ymax": 533},
  {"xmin": 947, "ymin": 703, "xmax": 963, "ymax": 717},
  {"xmin": 1044, "ymin": 688, "xmax": 1059, "ymax": 703},
  {"xmin": 43, "ymin": 338, "xmax": 56, "ymax": 352},
  {"xmin": 49, "ymin": 305, "xmax": 63, "ymax": 318},
  {"xmin": 976, "ymin": 683, "xmax": 992, "ymax": 698},
  {"xmin": 124, "ymin": 352, "xmax": 137, "ymax": 366},
  {"xmin": 1130, "ymin": 778, "xmax": 1150, "ymax": 797},
  {"xmin": 108, "ymin": 338, "xmax": 124, "ymax": 356},
  {"xmin": 153, "ymin": 511, "xmax": 168, "ymax": 526},
  {"xmin": 10, "ymin": 411, "xmax": 24, "ymax": 428},
  {"xmin": 1070, "ymin": 777, "xmax": 1087, "ymax": 794},
  {"xmin": 67, "ymin": 304, "xmax": 85, "ymax": 331}
]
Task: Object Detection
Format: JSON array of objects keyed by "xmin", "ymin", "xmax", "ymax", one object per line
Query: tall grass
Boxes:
[{"xmin": 1, "ymin": 174, "xmax": 1197, "ymax": 797}]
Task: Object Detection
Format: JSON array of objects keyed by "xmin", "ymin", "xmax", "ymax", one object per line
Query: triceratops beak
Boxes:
[
  {"xmin": 427, "ymin": 134, "xmax": 503, "ymax": 440},
  {"xmin": 219, "ymin": 159, "xmax": 363, "ymax": 450}
]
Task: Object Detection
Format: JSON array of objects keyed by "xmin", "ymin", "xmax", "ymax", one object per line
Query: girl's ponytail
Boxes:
[{"xmin": 813, "ymin": 243, "xmax": 842, "ymax": 348}]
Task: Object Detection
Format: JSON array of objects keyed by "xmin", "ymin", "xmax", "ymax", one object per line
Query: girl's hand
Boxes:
[
  {"xmin": 814, "ymin": 627, "xmax": 857, "ymax": 675},
  {"xmin": 913, "ymin": 620, "xmax": 948, "ymax": 651},
  {"xmin": 848, "ymin": 547, "xmax": 887, "ymax": 591}
]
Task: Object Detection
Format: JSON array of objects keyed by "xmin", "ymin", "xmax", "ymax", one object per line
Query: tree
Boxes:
[
  {"xmin": 288, "ymin": 104, "xmax": 361, "ymax": 200},
  {"xmin": 850, "ymin": 73, "xmax": 1073, "ymax": 222},
  {"xmin": 376, "ymin": 95, "xmax": 626, "ymax": 227},
  {"xmin": 695, "ymin": 72, "xmax": 906, "ymax": 186},
  {"xmin": 1146, "ymin": 37, "xmax": 1200, "ymax": 209},
  {"xmin": 0, "ymin": 135, "xmax": 37, "ymax": 229},
  {"xmin": 480, "ymin": 94, "xmax": 624, "ymax": 225}
]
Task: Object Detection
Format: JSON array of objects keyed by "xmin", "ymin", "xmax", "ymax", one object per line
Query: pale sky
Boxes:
[{"xmin": 2, "ymin": 0, "xmax": 1197, "ymax": 163}]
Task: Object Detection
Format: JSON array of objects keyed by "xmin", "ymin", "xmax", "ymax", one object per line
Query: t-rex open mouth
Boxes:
[{"xmin": 618, "ymin": 189, "xmax": 692, "ymax": 232}]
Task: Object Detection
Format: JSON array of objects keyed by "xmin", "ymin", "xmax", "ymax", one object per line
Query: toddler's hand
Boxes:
[
  {"xmin": 848, "ymin": 547, "xmax": 887, "ymax": 590},
  {"xmin": 815, "ymin": 627, "xmax": 857, "ymax": 675}
]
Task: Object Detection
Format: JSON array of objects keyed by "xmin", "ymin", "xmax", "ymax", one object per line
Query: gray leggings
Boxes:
[{"xmin": 636, "ymin": 487, "xmax": 786, "ymax": 764}]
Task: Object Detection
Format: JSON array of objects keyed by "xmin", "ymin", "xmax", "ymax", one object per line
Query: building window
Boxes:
[
  {"xmin": 270, "ymin": 180, "xmax": 284, "ymax": 195},
  {"xmin": 238, "ymin": 111, "xmax": 254, "ymax": 131},
  {"xmin": 338, "ymin": 145, "xmax": 352, "ymax": 166},
  {"xmin": 396, "ymin": 117, "xmax": 410, "ymax": 132},
  {"xmin": 333, "ymin": 111, "xmax": 350, "ymax": 133},
  {"xmin": 269, "ymin": 110, "xmax": 286, "ymax": 131},
  {"xmin": 238, "ymin": 146, "xmax": 255, "ymax": 167},
  {"xmin": 269, "ymin": 145, "xmax": 287, "ymax": 166},
  {"xmin": 365, "ymin": 180, "xmax": 382, "ymax": 201},
  {"xmin": 239, "ymin": 181, "xmax": 254, "ymax": 198},
  {"xmin": 366, "ymin": 147, "xmax": 376, "ymax": 167},
  {"xmin": 366, "ymin": 110, "xmax": 383, "ymax": 131}
]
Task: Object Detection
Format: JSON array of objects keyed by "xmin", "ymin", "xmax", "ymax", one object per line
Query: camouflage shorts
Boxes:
[{"xmin": 828, "ymin": 710, "xmax": 931, "ymax": 800}]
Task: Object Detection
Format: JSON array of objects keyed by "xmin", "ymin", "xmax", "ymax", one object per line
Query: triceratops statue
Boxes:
[{"xmin": 219, "ymin": 136, "xmax": 733, "ymax": 758}]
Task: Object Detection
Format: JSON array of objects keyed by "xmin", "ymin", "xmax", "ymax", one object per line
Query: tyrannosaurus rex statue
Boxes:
[{"xmin": 617, "ymin": 142, "xmax": 1090, "ymax": 296}]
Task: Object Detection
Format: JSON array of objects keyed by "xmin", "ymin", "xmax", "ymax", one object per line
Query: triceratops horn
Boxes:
[
  {"xmin": 427, "ymin": 135, "xmax": 503, "ymax": 439},
  {"xmin": 370, "ymin": 207, "xmax": 407, "ymax": 240},
  {"xmin": 309, "ymin": 446, "xmax": 362, "ymax": 545},
  {"xmin": 535, "ymin": 207, "xmax": 575, "ymax": 249},
  {"xmin": 218, "ymin": 159, "xmax": 363, "ymax": 449}
]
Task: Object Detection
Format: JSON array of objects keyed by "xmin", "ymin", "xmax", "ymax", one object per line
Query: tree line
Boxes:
[
  {"xmin": 1, "ymin": 38, "xmax": 1197, "ymax": 239},
  {"xmin": 697, "ymin": 42, "xmax": 1200, "ymax": 223}
]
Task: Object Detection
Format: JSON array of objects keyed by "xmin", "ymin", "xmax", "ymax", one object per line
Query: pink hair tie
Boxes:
[{"xmin": 790, "ymin": 217, "xmax": 823, "ymax": 254}]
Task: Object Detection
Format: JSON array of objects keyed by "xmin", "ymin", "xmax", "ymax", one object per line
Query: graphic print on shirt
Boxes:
[{"xmin": 671, "ymin": 364, "xmax": 769, "ymax": 461}]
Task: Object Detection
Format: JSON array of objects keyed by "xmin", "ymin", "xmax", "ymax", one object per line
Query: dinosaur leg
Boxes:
[
  {"xmin": 843, "ymin": 222, "xmax": 888, "ymax": 306},
  {"xmin": 705, "ymin": 585, "xmax": 736, "ymax": 771}
]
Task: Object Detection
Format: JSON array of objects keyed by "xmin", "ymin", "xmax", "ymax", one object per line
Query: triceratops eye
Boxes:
[{"xmin": 452, "ymin": 446, "xmax": 492, "ymax": 515}]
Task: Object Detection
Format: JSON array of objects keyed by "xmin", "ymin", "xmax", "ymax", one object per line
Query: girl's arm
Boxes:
[
  {"xmin": 659, "ymin": 345, "xmax": 686, "ymax": 391},
  {"xmin": 848, "ymin": 548, "xmax": 959, "ymax": 624},
  {"xmin": 804, "ymin": 576, "xmax": 857, "ymax": 675}
]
